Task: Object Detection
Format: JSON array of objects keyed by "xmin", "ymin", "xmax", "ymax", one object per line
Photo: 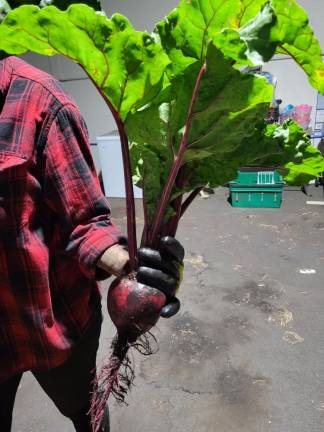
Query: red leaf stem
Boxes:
[
  {"xmin": 148, "ymin": 62, "xmax": 207, "ymax": 247},
  {"xmin": 82, "ymin": 69, "xmax": 138, "ymax": 270},
  {"xmin": 115, "ymin": 114, "xmax": 138, "ymax": 270},
  {"xmin": 163, "ymin": 165, "xmax": 189, "ymax": 237},
  {"xmin": 141, "ymin": 187, "xmax": 149, "ymax": 246},
  {"xmin": 164, "ymin": 196, "xmax": 182, "ymax": 238},
  {"xmin": 180, "ymin": 187, "xmax": 203, "ymax": 217}
]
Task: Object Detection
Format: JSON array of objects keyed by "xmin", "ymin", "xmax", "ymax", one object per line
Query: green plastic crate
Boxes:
[{"xmin": 229, "ymin": 169, "xmax": 284, "ymax": 208}]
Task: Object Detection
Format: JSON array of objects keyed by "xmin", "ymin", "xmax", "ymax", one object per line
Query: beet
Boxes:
[
  {"xmin": 108, "ymin": 276, "xmax": 166, "ymax": 339},
  {"xmin": 90, "ymin": 276, "xmax": 165, "ymax": 431}
]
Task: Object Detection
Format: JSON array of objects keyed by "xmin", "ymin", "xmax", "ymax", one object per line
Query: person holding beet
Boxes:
[{"xmin": 0, "ymin": 56, "xmax": 184, "ymax": 432}]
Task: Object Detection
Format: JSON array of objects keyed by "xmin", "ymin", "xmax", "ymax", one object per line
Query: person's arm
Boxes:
[
  {"xmin": 41, "ymin": 102, "xmax": 183, "ymax": 316},
  {"xmin": 42, "ymin": 102, "xmax": 127, "ymax": 279},
  {"xmin": 97, "ymin": 243, "xmax": 130, "ymax": 277}
]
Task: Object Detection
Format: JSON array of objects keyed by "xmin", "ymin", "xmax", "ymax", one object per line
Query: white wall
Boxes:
[
  {"xmin": 102, "ymin": 0, "xmax": 178, "ymax": 32},
  {"xmin": 265, "ymin": 58, "xmax": 318, "ymax": 122},
  {"xmin": 21, "ymin": 0, "xmax": 324, "ymax": 144}
]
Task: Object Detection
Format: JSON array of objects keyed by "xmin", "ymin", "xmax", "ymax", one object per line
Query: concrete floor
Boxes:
[{"xmin": 12, "ymin": 185, "xmax": 324, "ymax": 432}]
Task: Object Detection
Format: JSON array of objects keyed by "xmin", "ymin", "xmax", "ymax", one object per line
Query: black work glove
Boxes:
[{"xmin": 137, "ymin": 236, "xmax": 184, "ymax": 318}]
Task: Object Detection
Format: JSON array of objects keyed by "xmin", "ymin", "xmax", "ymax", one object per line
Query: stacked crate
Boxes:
[{"xmin": 229, "ymin": 169, "xmax": 284, "ymax": 208}]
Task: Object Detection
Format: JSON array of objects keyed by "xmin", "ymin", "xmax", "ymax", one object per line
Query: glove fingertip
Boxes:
[
  {"xmin": 159, "ymin": 236, "xmax": 185, "ymax": 262},
  {"xmin": 160, "ymin": 298, "xmax": 181, "ymax": 318}
]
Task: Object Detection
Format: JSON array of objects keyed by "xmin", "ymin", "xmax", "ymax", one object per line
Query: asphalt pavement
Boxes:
[{"xmin": 12, "ymin": 185, "xmax": 324, "ymax": 432}]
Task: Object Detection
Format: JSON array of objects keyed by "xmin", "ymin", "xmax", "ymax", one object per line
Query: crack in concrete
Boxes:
[
  {"xmin": 146, "ymin": 380, "xmax": 215, "ymax": 396},
  {"xmin": 169, "ymin": 385, "xmax": 215, "ymax": 396}
]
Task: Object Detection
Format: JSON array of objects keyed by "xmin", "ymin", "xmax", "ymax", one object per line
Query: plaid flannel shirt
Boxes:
[{"xmin": 0, "ymin": 56, "xmax": 125, "ymax": 382}]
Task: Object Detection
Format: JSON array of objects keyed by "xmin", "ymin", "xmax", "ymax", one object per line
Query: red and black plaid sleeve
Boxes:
[{"xmin": 43, "ymin": 103, "xmax": 126, "ymax": 279}]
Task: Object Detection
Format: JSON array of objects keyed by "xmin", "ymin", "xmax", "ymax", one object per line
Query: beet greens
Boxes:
[{"xmin": 1, "ymin": 0, "xmax": 324, "ymax": 262}]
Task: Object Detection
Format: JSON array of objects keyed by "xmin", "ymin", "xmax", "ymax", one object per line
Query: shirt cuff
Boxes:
[{"xmin": 76, "ymin": 221, "xmax": 127, "ymax": 280}]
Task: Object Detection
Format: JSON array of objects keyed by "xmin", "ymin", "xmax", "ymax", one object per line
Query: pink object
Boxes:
[{"xmin": 294, "ymin": 104, "xmax": 312, "ymax": 129}]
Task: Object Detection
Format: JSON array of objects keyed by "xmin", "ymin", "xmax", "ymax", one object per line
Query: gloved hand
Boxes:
[{"xmin": 136, "ymin": 236, "xmax": 184, "ymax": 318}]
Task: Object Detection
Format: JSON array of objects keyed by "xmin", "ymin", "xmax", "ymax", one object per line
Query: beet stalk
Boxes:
[
  {"xmin": 84, "ymin": 73, "xmax": 169, "ymax": 431},
  {"xmin": 87, "ymin": 62, "xmax": 207, "ymax": 432},
  {"xmin": 83, "ymin": 72, "xmax": 146, "ymax": 431},
  {"xmin": 148, "ymin": 62, "xmax": 207, "ymax": 246}
]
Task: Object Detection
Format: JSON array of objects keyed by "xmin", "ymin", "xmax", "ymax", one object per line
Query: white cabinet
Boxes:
[{"xmin": 96, "ymin": 132, "xmax": 142, "ymax": 198}]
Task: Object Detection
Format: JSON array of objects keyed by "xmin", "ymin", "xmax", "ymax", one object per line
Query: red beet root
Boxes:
[
  {"xmin": 90, "ymin": 276, "xmax": 165, "ymax": 430},
  {"xmin": 107, "ymin": 276, "xmax": 166, "ymax": 339}
]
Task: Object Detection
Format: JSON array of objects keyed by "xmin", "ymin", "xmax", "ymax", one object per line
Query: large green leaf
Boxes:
[
  {"xmin": 128, "ymin": 44, "xmax": 273, "ymax": 158},
  {"xmin": 130, "ymin": 141, "xmax": 174, "ymax": 223},
  {"xmin": 126, "ymin": 93, "xmax": 176, "ymax": 224},
  {"xmin": 156, "ymin": 0, "xmax": 324, "ymax": 93},
  {"xmin": 155, "ymin": 0, "xmax": 242, "ymax": 62},
  {"xmin": 126, "ymin": 45, "xmax": 274, "ymax": 222},
  {"xmin": 7, "ymin": 0, "xmax": 101, "ymax": 10},
  {"xmin": 283, "ymin": 146, "xmax": 324, "ymax": 185},
  {"xmin": 228, "ymin": 0, "xmax": 324, "ymax": 91},
  {"xmin": 127, "ymin": 43, "xmax": 323, "ymax": 221},
  {"xmin": 1, "ymin": 0, "xmax": 323, "ymax": 234},
  {"xmin": 185, "ymin": 45, "xmax": 273, "ymax": 157},
  {"xmin": 0, "ymin": 4, "xmax": 169, "ymax": 119},
  {"xmin": 187, "ymin": 121, "xmax": 324, "ymax": 189},
  {"xmin": 0, "ymin": 0, "xmax": 102, "ymax": 22},
  {"xmin": 212, "ymin": 4, "xmax": 277, "ymax": 66},
  {"xmin": 155, "ymin": 0, "xmax": 254, "ymax": 77},
  {"xmin": 270, "ymin": 0, "xmax": 324, "ymax": 93},
  {"xmin": 186, "ymin": 156, "xmax": 239, "ymax": 189},
  {"xmin": 236, "ymin": 0, "xmax": 268, "ymax": 25},
  {"xmin": 253, "ymin": 120, "xmax": 324, "ymax": 184}
]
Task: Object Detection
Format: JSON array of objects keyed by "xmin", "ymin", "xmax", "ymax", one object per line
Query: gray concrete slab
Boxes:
[{"xmin": 12, "ymin": 185, "xmax": 324, "ymax": 432}]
